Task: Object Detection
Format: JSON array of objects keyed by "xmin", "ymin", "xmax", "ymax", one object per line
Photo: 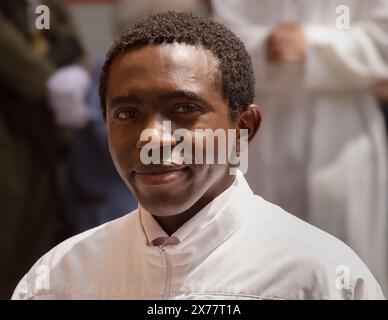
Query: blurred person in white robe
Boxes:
[{"xmin": 212, "ymin": 0, "xmax": 388, "ymax": 294}]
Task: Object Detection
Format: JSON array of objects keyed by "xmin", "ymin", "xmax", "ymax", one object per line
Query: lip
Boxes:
[{"xmin": 132, "ymin": 165, "xmax": 189, "ymax": 185}]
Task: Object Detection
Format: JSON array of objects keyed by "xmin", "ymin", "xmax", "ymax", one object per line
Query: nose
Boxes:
[{"xmin": 136, "ymin": 117, "xmax": 177, "ymax": 150}]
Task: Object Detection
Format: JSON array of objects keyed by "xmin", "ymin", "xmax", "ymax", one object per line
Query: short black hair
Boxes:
[{"xmin": 99, "ymin": 11, "xmax": 255, "ymax": 119}]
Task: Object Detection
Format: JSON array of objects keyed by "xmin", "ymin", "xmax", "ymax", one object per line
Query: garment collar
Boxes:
[{"xmin": 139, "ymin": 170, "xmax": 254, "ymax": 265}]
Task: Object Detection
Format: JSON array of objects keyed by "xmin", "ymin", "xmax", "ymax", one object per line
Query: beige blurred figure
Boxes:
[
  {"xmin": 114, "ymin": 0, "xmax": 210, "ymax": 34},
  {"xmin": 213, "ymin": 0, "xmax": 388, "ymax": 295}
]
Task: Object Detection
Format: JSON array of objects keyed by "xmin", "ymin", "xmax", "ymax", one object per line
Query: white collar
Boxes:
[{"xmin": 139, "ymin": 170, "xmax": 254, "ymax": 265}]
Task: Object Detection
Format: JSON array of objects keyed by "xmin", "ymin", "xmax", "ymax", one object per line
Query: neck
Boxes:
[{"xmin": 153, "ymin": 174, "xmax": 236, "ymax": 235}]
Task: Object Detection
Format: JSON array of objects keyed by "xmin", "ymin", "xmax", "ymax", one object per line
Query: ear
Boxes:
[{"xmin": 238, "ymin": 104, "xmax": 262, "ymax": 143}]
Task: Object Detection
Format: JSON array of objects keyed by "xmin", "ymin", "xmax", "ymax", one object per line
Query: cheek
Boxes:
[
  {"xmin": 190, "ymin": 163, "xmax": 225, "ymax": 197},
  {"xmin": 107, "ymin": 137, "xmax": 125, "ymax": 179},
  {"xmin": 107, "ymin": 126, "xmax": 121, "ymax": 159},
  {"xmin": 108, "ymin": 126, "xmax": 137, "ymax": 166},
  {"xmin": 192, "ymin": 131, "xmax": 234, "ymax": 164}
]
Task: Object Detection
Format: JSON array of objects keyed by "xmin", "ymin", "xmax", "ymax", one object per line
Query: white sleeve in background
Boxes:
[
  {"xmin": 212, "ymin": 1, "xmax": 272, "ymax": 92},
  {"xmin": 304, "ymin": 0, "xmax": 388, "ymax": 92},
  {"xmin": 213, "ymin": 0, "xmax": 388, "ymax": 93},
  {"xmin": 212, "ymin": 0, "xmax": 315, "ymax": 94},
  {"xmin": 46, "ymin": 65, "xmax": 91, "ymax": 129},
  {"xmin": 211, "ymin": 0, "xmax": 269, "ymax": 51}
]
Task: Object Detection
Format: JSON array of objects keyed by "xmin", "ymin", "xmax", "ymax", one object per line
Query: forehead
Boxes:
[{"xmin": 107, "ymin": 43, "xmax": 220, "ymax": 98}]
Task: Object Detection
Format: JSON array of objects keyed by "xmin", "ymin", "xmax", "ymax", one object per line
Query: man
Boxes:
[
  {"xmin": 12, "ymin": 12, "xmax": 384, "ymax": 300},
  {"xmin": 0, "ymin": 0, "xmax": 88, "ymax": 299},
  {"xmin": 212, "ymin": 0, "xmax": 388, "ymax": 294}
]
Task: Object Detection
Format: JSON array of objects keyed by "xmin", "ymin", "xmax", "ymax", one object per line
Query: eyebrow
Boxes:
[
  {"xmin": 109, "ymin": 90, "xmax": 213, "ymax": 110},
  {"xmin": 159, "ymin": 90, "xmax": 213, "ymax": 110},
  {"xmin": 109, "ymin": 94, "xmax": 142, "ymax": 108}
]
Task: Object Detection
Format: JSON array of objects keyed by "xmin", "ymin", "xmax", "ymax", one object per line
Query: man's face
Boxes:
[{"xmin": 106, "ymin": 43, "xmax": 237, "ymax": 217}]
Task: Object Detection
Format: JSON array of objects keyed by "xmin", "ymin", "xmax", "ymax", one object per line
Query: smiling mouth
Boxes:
[{"xmin": 132, "ymin": 165, "xmax": 189, "ymax": 185}]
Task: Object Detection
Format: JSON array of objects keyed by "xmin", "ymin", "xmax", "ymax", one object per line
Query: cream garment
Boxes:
[
  {"xmin": 12, "ymin": 171, "xmax": 384, "ymax": 299},
  {"xmin": 212, "ymin": 0, "xmax": 388, "ymax": 294}
]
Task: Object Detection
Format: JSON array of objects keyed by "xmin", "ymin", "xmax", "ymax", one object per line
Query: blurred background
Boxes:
[{"xmin": 0, "ymin": 0, "xmax": 387, "ymax": 299}]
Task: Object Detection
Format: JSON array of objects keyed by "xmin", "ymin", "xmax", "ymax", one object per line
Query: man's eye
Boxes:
[
  {"xmin": 115, "ymin": 109, "xmax": 138, "ymax": 119},
  {"xmin": 173, "ymin": 104, "xmax": 200, "ymax": 113}
]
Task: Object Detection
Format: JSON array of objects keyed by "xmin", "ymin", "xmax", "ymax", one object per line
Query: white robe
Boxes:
[
  {"xmin": 12, "ymin": 171, "xmax": 384, "ymax": 299},
  {"xmin": 213, "ymin": 0, "xmax": 388, "ymax": 294}
]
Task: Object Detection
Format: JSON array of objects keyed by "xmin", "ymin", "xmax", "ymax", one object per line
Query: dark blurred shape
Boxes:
[
  {"xmin": 381, "ymin": 103, "xmax": 388, "ymax": 135},
  {"xmin": 0, "ymin": 0, "xmax": 86, "ymax": 299},
  {"xmin": 373, "ymin": 81, "xmax": 388, "ymax": 135}
]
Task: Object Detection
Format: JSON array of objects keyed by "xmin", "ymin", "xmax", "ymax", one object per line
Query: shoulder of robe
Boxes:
[
  {"xmin": 240, "ymin": 196, "xmax": 384, "ymax": 299},
  {"xmin": 17, "ymin": 209, "xmax": 140, "ymax": 299}
]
